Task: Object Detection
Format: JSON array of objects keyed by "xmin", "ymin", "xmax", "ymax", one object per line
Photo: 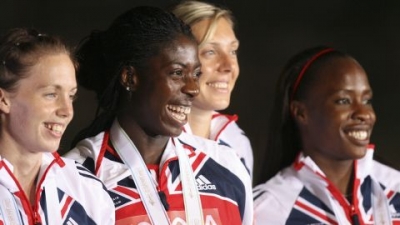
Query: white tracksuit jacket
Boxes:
[
  {"xmin": 253, "ymin": 146, "xmax": 400, "ymax": 225},
  {"xmin": 0, "ymin": 153, "xmax": 115, "ymax": 225},
  {"xmin": 183, "ymin": 111, "xmax": 253, "ymax": 177},
  {"xmin": 66, "ymin": 119, "xmax": 253, "ymax": 225}
]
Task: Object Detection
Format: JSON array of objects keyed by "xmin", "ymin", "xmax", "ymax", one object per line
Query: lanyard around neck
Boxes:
[
  {"xmin": 173, "ymin": 137, "xmax": 204, "ymax": 225},
  {"xmin": 110, "ymin": 121, "xmax": 204, "ymax": 225},
  {"xmin": 110, "ymin": 122, "xmax": 171, "ymax": 225}
]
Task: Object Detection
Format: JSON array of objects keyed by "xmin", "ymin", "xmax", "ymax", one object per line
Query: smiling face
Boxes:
[
  {"xmin": 130, "ymin": 35, "xmax": 201, "ymax": 137},
  {"xmin": 190, "ymin": 17, "xmax": 239, "ymax": 111},
  {"xmin": 294, "ymin": 56, "xmax": 376, "ymax": 162},
  {"xmin": 1, "ymin": 53, "xmax": 77, "ymax": 153}
]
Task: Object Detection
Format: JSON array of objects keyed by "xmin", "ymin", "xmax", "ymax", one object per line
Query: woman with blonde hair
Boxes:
[{"xmin": 171, "ymin": 0, "xmax": 254, "ymax": 177}]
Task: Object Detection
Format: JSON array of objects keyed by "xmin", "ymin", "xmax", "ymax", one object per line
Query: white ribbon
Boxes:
[
  {"xmin": 173, "ymin": 137, "xmax": 204, "ymax": 225},
  {"xmin": 0, "ymin": 185, "xmax": 23, "ymax": 225},
  {"xmin": 111, "ymin": 121, "xmax": 171, "ymax": 225},
  {"xmin": 110, "ymin": 120, "xmax": 204, "ymax": 225}
]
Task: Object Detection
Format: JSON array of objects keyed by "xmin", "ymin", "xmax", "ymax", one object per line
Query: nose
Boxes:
[
  {"xmin": 218, "ymin": 52, "xmax": 236, "ymax": 73},
  {"xmin": 56, "ymin": 94, "xmax": 74, "ymax": 119},
  {"xmin": 181, "ymin": 75, "xmax": 200, "ymax": 98},
  {"xmin": 352, "ymin": 103, "xmax": 375, "ymax": 123}
]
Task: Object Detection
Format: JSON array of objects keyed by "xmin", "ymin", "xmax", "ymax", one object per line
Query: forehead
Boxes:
[
  {"xmin": 18, "ymin": 54, "xmax": 76, "ymax": 88},
  {"xmin": 153, "ymin": 35, "xmax": 199, "ymax": 64},
  {"xmin": 191, "ymin": 17, "xmax": 236, "ymax": 43},
  {"xmin": 309, "ymin": 56, "xmax": 370, "ymax": 90}
]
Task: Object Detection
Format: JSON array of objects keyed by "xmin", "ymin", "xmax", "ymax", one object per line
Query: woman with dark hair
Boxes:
[
  {"xmin": 253, "ymin": 46, "xmax": 400, "ymax": 224},
  {"xmin": 66, "ymin": 6, "xmax": 252, "ymax": 225},
  {"xmin": 0, "ymin": 28, "xmax": 114, "ymax": 224}
]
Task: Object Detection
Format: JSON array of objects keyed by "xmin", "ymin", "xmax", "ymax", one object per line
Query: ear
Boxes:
[
  {"xmin": 290, "ymin": 100, "xmax": 308, "ymax": 125},
  {"xmin": 0, "ymin": 88, "xmax": 11, "ymax": 114},
  {"xmin": 120, "ymin": 66, "xmax": 139, "ymax": 91}
]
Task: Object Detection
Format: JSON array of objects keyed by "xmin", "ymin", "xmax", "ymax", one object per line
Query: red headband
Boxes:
[{"xmin": 290, "ymin": 48, "xmax": 334, "ymax": 101}]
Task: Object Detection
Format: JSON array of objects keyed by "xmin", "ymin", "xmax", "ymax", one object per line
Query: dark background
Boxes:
[{"xmin": 2, "ymin": 0, "xmax": 400, "ymax": 183}]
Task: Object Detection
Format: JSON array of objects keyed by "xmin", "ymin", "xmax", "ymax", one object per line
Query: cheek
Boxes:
[
  {"xmin": 234, "ymin": 66, "xmax": 240, "ymax": 79},
  {"xmin": 198, "ymin": 59, "xmax": 215, "ymax": 76},
  {"xmin": 310, "ymin": 109, "xmax": 339, "ymax": 130},
  {"xmin": 9, "ymin": 104, "xmax": 34, "ymax": 133},
  {"xmin": 370, "ymin": 110, "xmax": 377, "ymax": 124}
]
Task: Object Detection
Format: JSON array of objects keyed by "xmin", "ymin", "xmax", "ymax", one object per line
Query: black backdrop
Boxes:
[{"xmin": 2, "ymin": 0, "xmax": 400, "ymax": 182}]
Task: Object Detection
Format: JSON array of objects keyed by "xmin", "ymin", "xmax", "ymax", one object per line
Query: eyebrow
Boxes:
[
  {"xmin": 38, "ymin": 84, "xmax": 78, "ymax": 92},
  {"xmin": 204, "ymin": 39, "xmax": 240, "ymax": 46}
]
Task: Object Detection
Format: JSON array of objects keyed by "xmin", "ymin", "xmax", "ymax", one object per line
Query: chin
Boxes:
[
  {"xmin": 352, "ymin": 147, "xmax": 368, "ymax": 159},
  {"xmin": 169, "ymin": 129, "xmax": 183, "ymax": 137},
  {"xmin": 212, "ymin": 101, "xmax": 231, "ymax": 111},
  {"xmin": 45, "ymin": 142, "xmax": 61, "ymax": 153}
]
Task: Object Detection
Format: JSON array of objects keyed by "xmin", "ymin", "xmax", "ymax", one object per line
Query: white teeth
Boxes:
[
  {"xmin": 207, "ymin": 82, "xmax": 228, "ymax": 89},
  {"xmin": 167, "ymin": 105, "xmax": 191, "ymax": 121},
  {"xmin": 170, "ymin": 111, "xmax": 186, "ymax": 121},
  {"xmin": 167, "ymin": 105, "xmax": 191, "ymax": 114},
  {"xmin": 348, "ymin": 131, "xmax": 368, "ymax": 140},
  {"xmin": 45, "ymin": 123, "xmax": 63, "ymax": 133}
]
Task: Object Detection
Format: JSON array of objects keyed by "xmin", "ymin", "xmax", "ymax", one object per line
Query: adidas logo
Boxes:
[{"xmin": 196, "ymin": 175, "xmax": 216, "ymax": 191}]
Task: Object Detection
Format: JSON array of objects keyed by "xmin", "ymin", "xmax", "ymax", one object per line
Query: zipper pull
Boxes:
[
  {"xmin": 351, "ymin": 205, "xmax": 360, "ymax": 225},
  {"xmin": 33, "ymin": 210, "xmax": 42, "ymax": 225}
]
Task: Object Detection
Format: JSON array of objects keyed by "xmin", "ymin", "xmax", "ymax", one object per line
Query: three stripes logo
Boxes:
[{"xmin": 196, "ymin": 175, "xmax": 216, "ymax": 191}]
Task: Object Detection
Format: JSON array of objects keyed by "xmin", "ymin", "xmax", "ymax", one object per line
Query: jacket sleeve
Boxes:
[{"xmin": 253, "ymin": 185, "xmax": 287, "ymax": 225}]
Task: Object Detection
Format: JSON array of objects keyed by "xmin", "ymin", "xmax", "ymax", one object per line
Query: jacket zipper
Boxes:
[
  {"xmin": 33, "ymin": 210, "xmax": 42, "ymax": 225},
  {"xmin": 350, "ymin": 205, "xmax": 360, "ymax": 225}
]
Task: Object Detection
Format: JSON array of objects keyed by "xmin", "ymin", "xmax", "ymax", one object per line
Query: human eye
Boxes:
[
  {"xmin": 335, "ymin": 98, "xmax": 351, "ymax": 105},
  {"xmin": 70, "ymin": 94, "xmax": 78, "ymax": 102},
  {"xmin": 206, "ymin": 50, "xmax": 215, "ymax": 55},
  {"xmin": 169, "ymin": 69, "xmax": 184, "ymax": 80},
  {"xmin": 231, "ymin": 48, "xmax": 239, "ymax": 56},
  {"xmin": 44, "ymin": 93, "xmax": 57, "ymax": 99},
  {"xmin": 194, "ymin": 69, "xmax": 202, "ymax": 79},
  {"xmin": 363, "ymin": 97, "xmax": 372, "ymax": 105},
  {"xmin": 171, "ymin": 69, "xmax": 183, "ymax": 76},
  {"xmin": 200, "ymin": 48, "xmax": 215, "ymax": 57}
]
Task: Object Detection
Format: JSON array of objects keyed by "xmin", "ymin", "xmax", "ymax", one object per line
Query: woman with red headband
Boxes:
[{"xmin": 253, "ymin": 46, "xmax": 400, "ymax": 224}]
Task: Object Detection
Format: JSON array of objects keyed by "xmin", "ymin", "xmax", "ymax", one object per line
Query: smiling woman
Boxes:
[
  {"xmin": 65, "ymin": 6, "xmax": 253, "ymax": 225},
  {"xmin": 171, "ymin": 1, "xmax": 254, "ymax": 178},
  {"xmin": 0, "ymin": 28, "xmax": 114, "ymax": 224},
  {"xmin": 253, "ymin": 46, "xmax": 400, "ymax": 224}
]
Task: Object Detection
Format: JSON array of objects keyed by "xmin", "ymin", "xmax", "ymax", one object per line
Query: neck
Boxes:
[
  {"xmin": 311, "ymin": 154, "xmax": 354, "ymax": 195},
  {"xmin": 117, "ymin": 115, "xmax": 169, "ymax": 165},
  {"xmin": 0, "ymin": 138, "xmax": 42, "ymax": 204},
  {"xmin": 187, "ymin": 107, "xmax": 213, "ymax": 139}
]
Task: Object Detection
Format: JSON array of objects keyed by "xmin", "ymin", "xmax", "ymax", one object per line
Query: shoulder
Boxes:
[
  {"xmin": 56, "ymin": 157, "xmax": 115, "ymax": 224},
  {"xmin": 65, "ymin": 132, "xmax": 106, "ymax": 163},
  {"xmin": 212, "ymin": 112, "xmax": 247, "ymax": 137},
  {"xmin": 64, "ymin": 131, "xmax": 107, "ymax": 175},
  {"xmin": 371, "ymin": 159, "xmax": 400, "ymax": 187},
  {"xmin": 59, "ymin": 157, "xmax": 105, "ymax": 187},
  {"xmin": 179, "ymin": 131, "xmax": 251, "ymax": 191},
  {"xmin": 180, "ymin": 132, "xmax": 246, "ymax": 171},
  {"xmin": 253, "ymin": 167, "xmax": 303, "ymax": 223}
]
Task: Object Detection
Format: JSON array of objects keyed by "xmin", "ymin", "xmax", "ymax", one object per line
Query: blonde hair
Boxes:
[{"xmin": 171, "ymin": 0, "xmax": 234, "ymax": 46}]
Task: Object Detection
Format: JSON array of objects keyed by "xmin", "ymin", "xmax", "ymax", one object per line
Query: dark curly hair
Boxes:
[{"xmin": 72, "ymin": 6, "xmax": 195, "ymax": 147}]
